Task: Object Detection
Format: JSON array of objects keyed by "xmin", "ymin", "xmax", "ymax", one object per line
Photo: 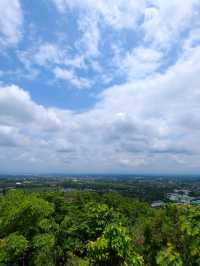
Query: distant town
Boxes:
[{"xmin": 1, "ymin": 175, "xmax": 200, "ymax": 207}]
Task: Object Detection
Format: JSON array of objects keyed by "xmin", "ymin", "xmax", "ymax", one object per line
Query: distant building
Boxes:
[
  {"xmin": 151, "ymin": 201, "xmax": 165, "ymax": 208},
  {"xmin": 174, "ymin": 189, "xmax": 190, "ymax": 195},
  {"xmin": 191, "ymin": 199, "xmax": 200, "ymax": 205},
  {"xmin": 167, "ymin": 192, "xmax": 193, "ymax": 204},
  {"xmin": 7, "ymin": 187, "xmax": 16, "ymax": 190}
]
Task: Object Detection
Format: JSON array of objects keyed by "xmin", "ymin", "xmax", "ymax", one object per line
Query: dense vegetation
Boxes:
[
  {"xmin": 1, "ymin": 176, "xmax": 200, "ymax": 202},
  {"xmin": 0, "ymin": 190, "xmax": 199, "ymax": 265}
]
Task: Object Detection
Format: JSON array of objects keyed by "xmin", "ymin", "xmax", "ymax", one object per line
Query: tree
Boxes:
[
  {"xmin": 178, "ymin": 205, "xmax": 200, "ymax": 265},
  {"xmin": 0, "ymin": 190, "xmax": 54, "ymax": 238},
  {"xmin": 87, "ymin": 224, "xmax": 144, "ymax": 266},
  {"xmin": 0, "ymin": 233, "xmax": 28, "ymax": 265},
  {"xmin": 156, "ymin": 244, "xmax": 183, "ymax": 266},
  {"xmin": 31, "ymin": 233, "xmax": 55, "ymax": 266}
]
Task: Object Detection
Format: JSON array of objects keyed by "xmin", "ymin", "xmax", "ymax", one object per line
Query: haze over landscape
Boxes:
[{"xmin": 0, "ymin": 0, "xmax": 200, "ymax": 174}]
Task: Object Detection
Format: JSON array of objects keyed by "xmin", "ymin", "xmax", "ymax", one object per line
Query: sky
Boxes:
[{"xmin": 0, "ymin": 0, "xmax": 200, "ymax": 174}]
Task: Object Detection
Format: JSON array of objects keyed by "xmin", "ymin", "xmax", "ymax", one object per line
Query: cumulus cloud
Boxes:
[
  {"xmin": 19, "ymin": 42, "xmax": 67, "ymax": 69},
  {"xmin": 51, "ymin": 0, "xmax": 200, "ymax": 85},
  {"xmin": 54, "ymin": 67, "xmax": 92, "ymax": 88},
  {"xmin": 0, "ymin": 1, "xmax": 200, "ymax": 173},
  {"xmin": 0, "ymin": 125, "xmax": 28, "ymax": 147},
  {"xmin": 18, "ymin": 42, "xmax": 89, "ymax": 87},
  {"xmin": 53, "ymin": 0, "xmax": 199, "ymax": 47},
  {"xmin": 76, "ymin": 14, "xmax": 100, "ymax": 59},
  {"xmin": 143, "ymin": 0, "xmax": 200, "ymax": 48},
  {"xmin": 115, "ymin": 47, "xmax": 163, "ymax": 80},
  {"xmin": 53, "ymin": 0, "xmax": 146, "ymax": 29},
  {"xmin": 0, "ymin": 85, "xmax": 61, "ymax": 130},
  {"xmin": 0, "ymin": 0, "xmax": 23, "ymax": 47},
  {"xmin": 1, "ymin": 43, "xmax": 200, "ymax": 173}
]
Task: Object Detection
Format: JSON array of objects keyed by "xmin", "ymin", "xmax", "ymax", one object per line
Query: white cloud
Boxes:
[
  {"xmin": 54, "ymin": 67, "xmax": 92, "ymax": 88},
  {"xmin": 77, "ymin": 14, "xmax": 100, "ymax": 59},
  {"xmin": 53, "ymin": 0, "xmax": 146, "ymax": 72},
  {"xmin": 0, "ymin": 125, "xmax": 28, "ymax": 147},
  {"xmin": 53, "ymin": 0, "xmax": 146, "ymax": 29},
  {"xmin": 19, "ymin": 41, "xmax": 86, "ymax": 69},
  {"xmin": 18, "ymin": 42, "xmax": 89, "ymax": 86},
  {"xmin": 1, "ymin": 44, "xmax": 200, "ymax": 173},
  {"xmin": 19, "ymin": 42, "xmax": 67, "ymax": 68},
  {"xmin": 143, "ymin": 0, "xmax": 200, "ymax": 48},
  {"xmin": 117, "ymin": 47, "xmax": 163, "ymax": 80},
  {"xmin": 1, "ymin": 0, "xmax": 200, "ymax": 173},
  {"xmin": 52, "ymin": 0, "xmax": 200, "ymax": 83},
  {"xmin": 53, "ymin": 0, "xmax": 199, "ymax": 46},
  {"xmin": 34, "ymin": 43, "xmax": 63, "ymax": 66},
  {"xmin": 0, "ymin": 85, "xmax": 61, "ymax": 130},
  {"xmin": 183, "ymin": 28, "xmax": 200, "ymax": 52},
  {"xmin": 0, "ymin": 0, "xmax": 23, "ymax": 47}
]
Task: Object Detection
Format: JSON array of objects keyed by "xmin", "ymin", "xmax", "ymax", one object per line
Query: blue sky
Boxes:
[{"xmin": 0, "ymin": 0, "xmax": 200, "ymax": 174}]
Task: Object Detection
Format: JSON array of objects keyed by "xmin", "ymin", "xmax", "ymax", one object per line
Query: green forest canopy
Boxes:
[{"xmin": 0, "ymin": 190, "xmax": 199, "ymax": 265}]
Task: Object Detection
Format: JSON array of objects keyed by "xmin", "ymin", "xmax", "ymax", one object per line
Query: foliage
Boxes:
[
  {"xmin": 31, "ymin": 233, "xmax": 55, "ymax": 266},
  {"xmin": 0, "ymin": 190, "xmax": 199, "ymax": 265},
  {"xmin": 87, "ymin": 223, "xmax": 144, "ymax": 266},
  {"xmin": 156, "ymin": 244, "xmax": 183, "ymax": 266},
  {"xmin": 0, "ymin": 233, "xmax": 28, "ymax": 265}
]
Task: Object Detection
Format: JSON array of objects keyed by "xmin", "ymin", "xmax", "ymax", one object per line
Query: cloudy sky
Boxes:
[{"xmin": 0, "ymin": 0, "xmax": 200, "ymax": 174}]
